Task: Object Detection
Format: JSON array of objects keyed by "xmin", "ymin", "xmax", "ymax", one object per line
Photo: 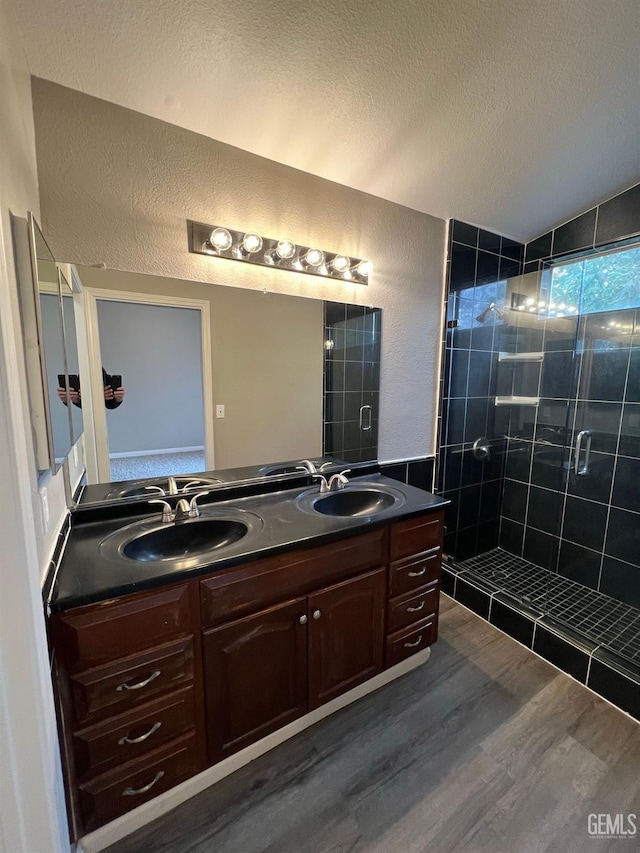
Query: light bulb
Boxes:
[
  {"xmin": 331, "ymin": 255, "xmax": 350, "ymax": 273},
  {"xmin": 276, "ymin": 240, "xmax": 296, "ymax": 260},
  {"xmin": 210, "ymin": 227, "xmax": 232, "ymax": 252},
  {"xmin": 242, "ymin": 233, "xmax": 263, "ymax": 254},
  {"xmin": 356, "ymin": 260, "xmax": 372, "ymax": 277},
  {"xmin": 304, "ymin": 248, "xmax": 324, "ymax": 268}
]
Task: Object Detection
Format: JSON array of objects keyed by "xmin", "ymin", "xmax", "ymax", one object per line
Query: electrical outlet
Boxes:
[{"xmin": 216, "ymin": 404, "xmax": 225, "ymax": 418}]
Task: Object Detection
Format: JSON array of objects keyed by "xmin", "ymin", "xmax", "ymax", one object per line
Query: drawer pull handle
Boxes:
[
  {"xmin": 403, "ymin": 621, "xmax": 433, "ymax": 649},
  {"xmin": 118, "ymin": 721, "xmax": 162, "ymax": 746},
  {"xmin": 407, "ymin": 601, "xmax": 425, "ymax": 613},
  {"xmin": 116, "ymin": 670, "xmax": 161, "ymax": 692},
  {"xmin": 312, "ymin": 609, "xmax": 322, "ymax": 620},
  {"xmin": 122, "ymin": 770, "xmax": 165, "ymax": 797},
  {"xmin": 407, "ymin": 567, "xmax": 427, "ymax": 577}
]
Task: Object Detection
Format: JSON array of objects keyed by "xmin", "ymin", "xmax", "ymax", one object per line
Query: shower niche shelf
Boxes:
[
  {"xmin": 498, "ymin": 352, "xmax": 545, "ymax": 363},
  {"xmin": 495, "ymin": 396, "xmax": 540, "ymax": 407}
]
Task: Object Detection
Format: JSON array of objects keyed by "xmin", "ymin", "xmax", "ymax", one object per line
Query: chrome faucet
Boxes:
[
  {"xmin": 297, "ymin": 459, "xmax": 333, "ymax": 475},
  {"xmin": 328, "ymin": 469, "xmax": 351, "ymax": 491},
  {"xmin": 148, "ymin": 499, "xmax": 175, "ymax": 523},
  {"xmin": 311, "ymin": 473, "xmax": 331, "ymax": 493},
  {"xmin": 312, "ymin": 469, "xmax": 351, "ymax": 493},
  {"xmin": 149, "ymin": 491, "xmax": 210, "ymax": 523},
  {"xmin": 142, "ymin": 485, "xmax": 166, "ymax": 496},
  {"xmin": 166, "ymin": 476, "xmax": 179, "ymax": 495},
  {"xmin": 173, "ymin": 498, "xmax": 192, "ymax": 521}
]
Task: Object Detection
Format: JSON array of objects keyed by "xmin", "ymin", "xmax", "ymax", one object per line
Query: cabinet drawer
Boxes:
[
  {"xmin": 389, "ymin": 512, "xmax": 444, "ymax": 561},
  {"xmin": 70, "ymin": 637, "xmax": 194, "ymax": 725},
  {"xmin": 385, "ymin": 615, "xmax": 438, "ymax": 668},
  {"xmin": 78, "ymin": 731, "xmax": 200, "ymax": 831},
  {"xmin": 389, "ymin": 549, "xmax": 440, "ymax": 598},
  {"xmin": 200, "ymin": 528, "xmax": 387, "ymax": 627},
  {"xmin": 73, "ymin": 686, "xmax": 196, "ymax": 779},
  {"xmin": 386, "ymin": 581, "xmax": 439, "ymax": 634},
  {"xmin": 55, "ymin": 583, "xmax": 193, "ymax": 671}
]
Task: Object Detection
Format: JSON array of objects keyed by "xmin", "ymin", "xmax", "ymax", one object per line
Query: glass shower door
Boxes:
[
  {"xmin": 496, "ymin": 277, "xmax": 581, "ymax": 611},
  {"xmin": 547, "ymin": 305, "xmax": 640, "ymax": 667}
]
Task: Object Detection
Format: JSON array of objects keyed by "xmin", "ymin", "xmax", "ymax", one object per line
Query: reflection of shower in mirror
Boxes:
[{"xmin": 475, "ymin": 302, "xmax": 509, "ymax": 323}]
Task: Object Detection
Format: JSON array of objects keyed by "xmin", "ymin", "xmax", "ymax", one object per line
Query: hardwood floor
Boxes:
[{"xmin": 105, "ymin": 596, "xmax": 640, "ymax": 853}]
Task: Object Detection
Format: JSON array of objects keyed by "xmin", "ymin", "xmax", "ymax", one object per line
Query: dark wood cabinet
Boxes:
[
  {"xmin": 203, "ymin": 597, "xmax": 308, "ymax": 763},
  {"xmin": 203, "ymin": 569, "xmax": 387, "ymax": 760},
  {"xmin": 308, "ymin": 568, "xmax": 385, "ymax": 710},
  {"xmin": 51, "ymin": 509, "xmax": 444, "ymax": 838}
]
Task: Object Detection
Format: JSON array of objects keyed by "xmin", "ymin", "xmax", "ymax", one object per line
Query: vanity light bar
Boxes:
[{"xmin": 187, "ymin": 221, "xmax": 370, "ymax": 285}]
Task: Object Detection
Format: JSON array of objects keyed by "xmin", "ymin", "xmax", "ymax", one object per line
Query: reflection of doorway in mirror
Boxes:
[{"xmin": 96, "ymin": 299, "xmax": 206, "ymax": 482}]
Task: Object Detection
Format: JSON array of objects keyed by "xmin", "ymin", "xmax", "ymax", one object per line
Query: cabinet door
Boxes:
[
  {"xmin": 308, "ymin": 568, "xmax": 385, "ymax": 710},
  {"xmin": 203, "ymin": 597, "xmax": 308, "ymax": 763}
]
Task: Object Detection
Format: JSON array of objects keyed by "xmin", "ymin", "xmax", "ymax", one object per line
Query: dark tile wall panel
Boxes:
[
  {"xmin": 437, "ymin": 220, "xmax": 524, "ymax": 561},
  {"xmin": 588, "ymin": 658, "xmax": 640, "ymax": 721},
  {"xmin": 595, "ymin": 183, "xmax": 640, "ymax": 246},
  {"xmin": 534, "ymin": 624, "xmax": 591, "ymax": 682},
  {"xmin": 525, "ymin": 180, "xmax": 640, "ymax": 264},
  {"xmin": 323, "ymin": 303, "xmax": 381, "ymax": 463},
  {"xmin": 379, "ymin": 457, "xmax": 435, "ymax": 492}
]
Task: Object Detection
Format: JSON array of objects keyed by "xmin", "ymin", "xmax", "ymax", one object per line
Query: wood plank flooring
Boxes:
[{"xmin": 105, "ymin": 596, "xmax": 640, "ymax": 853}]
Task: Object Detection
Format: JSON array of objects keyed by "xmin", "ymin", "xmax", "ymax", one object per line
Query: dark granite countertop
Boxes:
[{"xmin": 50, "ymin": 474, "xmax": 448, "ymax": 613}]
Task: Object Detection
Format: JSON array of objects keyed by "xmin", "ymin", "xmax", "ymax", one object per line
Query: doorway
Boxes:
[{"xmin": 84, "ymin": 289, "xmax": 214, "ymax": 483}]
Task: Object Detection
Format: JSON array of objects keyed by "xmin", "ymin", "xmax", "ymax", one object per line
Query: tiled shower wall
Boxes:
[
  {"xmin": 498, "ymin": 178, "xmax": 640, "ymax": 610},
  {"xmin": 437, "ymin": 221, "xmax": 524, "ymax": 560},
  {"xmin": 524, "ymin": 181, "xmax": 640, "ymax": 270},
  {"xmin": 500, "ymin": 310, "xmax": 640, "ymax": 608},
  {"xmin": 323, "ymin": 302, "xmax": 381, "ymax": 464}
]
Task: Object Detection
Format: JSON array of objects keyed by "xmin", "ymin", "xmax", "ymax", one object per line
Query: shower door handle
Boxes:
[
  {"xmin": 573, "ymin": 430, "xmax": 592, "ymax": 476},
  {"xmin": 359, "ymin": 405, "xmax": 372, "ymax": 431}
]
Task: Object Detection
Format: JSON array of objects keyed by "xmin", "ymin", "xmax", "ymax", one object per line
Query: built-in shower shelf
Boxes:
[
  {"xmin": 498, "ymin": 351, "xmax": 545, "ymax": 362},
  {"xmin": 494, "ymin": 395, "xmax": 540, "ymax": 407}
]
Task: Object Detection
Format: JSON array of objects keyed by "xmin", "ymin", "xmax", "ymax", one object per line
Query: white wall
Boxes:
[
  {"xmin": 0, "ymin": 0, "xmax": 69, "ymax": 849},
  {"xmin": 32, "ymin": 79, "xmax": 447, "ymax": 463}
]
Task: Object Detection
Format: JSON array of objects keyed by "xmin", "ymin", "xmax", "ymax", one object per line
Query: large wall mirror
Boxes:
[
  {"xmin": 70, "ymin": 265, "xmax": 381, "ymax": 507},
  {"xmin": 17, "ymin": 214, "xmax": 77, "ymax": 476},
  {"xmin": 59, "ymin": 268, "xmax": 85, "ymax": 447}
]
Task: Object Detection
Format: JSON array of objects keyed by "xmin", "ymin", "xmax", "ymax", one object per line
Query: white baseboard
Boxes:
[
  {"xmin": 108, "ymin": 446, "xmax": 204, "ymax": 459},
  {"xmin": 77, "ymin": 648, "xmax": 431, "ymax": 853}
]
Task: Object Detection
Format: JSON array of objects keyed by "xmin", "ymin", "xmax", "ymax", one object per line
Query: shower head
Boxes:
[{"xmin": 476, "ymin": 302, "xmax": 508, "ymax": 323}]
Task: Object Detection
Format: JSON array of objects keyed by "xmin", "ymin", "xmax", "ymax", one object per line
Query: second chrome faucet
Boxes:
[
  {"xmin": 149, "ymin": 491, "xmax": 211, "ymax": 523},
  {"xmin": 312, "ymin": 469, "xmax": 351, "ymax": 493}
]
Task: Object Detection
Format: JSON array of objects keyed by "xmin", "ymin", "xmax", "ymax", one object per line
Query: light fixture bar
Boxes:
[{"xmin": 188, "ymin": 221, "xmax": 370, "ymax": 284}]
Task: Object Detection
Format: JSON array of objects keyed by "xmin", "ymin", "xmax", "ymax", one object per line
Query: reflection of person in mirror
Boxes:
[{"xmin": 57, "ymin": 368, "xmax": 125, "ymax": 409}]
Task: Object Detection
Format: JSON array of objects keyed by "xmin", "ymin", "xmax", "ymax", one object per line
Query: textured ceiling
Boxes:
[{"xmin": 17, "ymin": 0, "xmax": 640, "ymax": 242}]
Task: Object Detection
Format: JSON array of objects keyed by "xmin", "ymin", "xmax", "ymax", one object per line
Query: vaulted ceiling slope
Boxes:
[{"xmin": 17, "ymin": 0, "xmax": 640, "ymax": 242}]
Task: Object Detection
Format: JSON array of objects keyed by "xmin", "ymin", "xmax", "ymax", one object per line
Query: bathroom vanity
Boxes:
[{"xmin": 47, "ymin": 474, "xmax": 446, "ymax": 838}]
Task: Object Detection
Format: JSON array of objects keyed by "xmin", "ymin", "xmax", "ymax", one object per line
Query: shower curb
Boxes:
[{"xmin": 442, "ymin": 560, "xmax": 640, "ymax": 722}]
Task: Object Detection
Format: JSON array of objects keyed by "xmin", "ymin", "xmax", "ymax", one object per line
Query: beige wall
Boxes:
[
  {"xmin": 0, "ymin": 0, "xmax": 68, "ymax": 849},
  {"xmin": 78, "ymin": 266, "xmax": 324, "ymax": 468},
  {"xmin": 32, "ymin": 79, "xmax": 447, "ymax": 463}
]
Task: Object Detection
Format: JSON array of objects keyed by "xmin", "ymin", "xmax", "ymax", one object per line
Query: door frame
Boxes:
[{"xmin": 83, "ymin": 287, "xmax": 215, "ymax": 483}]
